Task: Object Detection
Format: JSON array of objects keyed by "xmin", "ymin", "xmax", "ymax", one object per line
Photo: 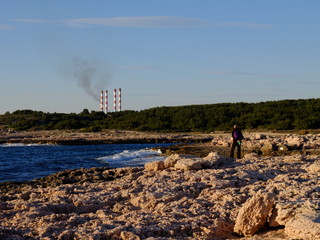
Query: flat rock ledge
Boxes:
[
  {"xmin": 0, "ymin": 130, "xmax": 213, "ymax": 145},
  {"xmin": 1, "ymin": 151, "xmax": 320, "ymax": 239}
]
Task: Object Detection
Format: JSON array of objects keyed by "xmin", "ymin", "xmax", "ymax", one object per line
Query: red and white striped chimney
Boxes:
[
  {"xmin": 113, "ymin": 89, "xmax": 117, "ymax": 112},
  {"xmin": 105, "ymin": 90, "xmax": 108, "ymax": 113},
  {"xmin": 100, "ymin": 90, "xmax": 104, "ymax": 112},
  {"xmin": 118, "ymin": 88, "xmax": 121, "ymax": 112}
]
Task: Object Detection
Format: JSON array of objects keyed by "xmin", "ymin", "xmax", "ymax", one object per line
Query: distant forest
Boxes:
[{"xmin": 1, "ymin": 98, "xmax": 320, "ymax": 132}]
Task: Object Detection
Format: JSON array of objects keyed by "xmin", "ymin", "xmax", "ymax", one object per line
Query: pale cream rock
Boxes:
[
  {"xmin": 120, "ymin": 231, "xmax": 141, "ymax": 240},
  {"xmin": 253, "ymin": 133, "xmax": 267, "ymax": 140},
  {"xmin": 242, "ymin": 141, "xmax": 262, "ymax": 150},
  {"xmin": 164, "ymin": 154, "xmax": 198, "ymax": 168},
  {"xmin": 203, "ymin": 152, "xmax": 221, "ymax": 167},
  {"xmin": 144, "ymin": 161, "xmax": 165, "ymax": 171},
  {"xmin": 307, "ymin": 160, "xmax": 320, "ymax": 173},
  {"xmin": 174, "ymin": 158, "xmax": 208, "ymax": 170},
  {"xmin": 283, "ymin": 200, "xmax": 320, "ymax": 240},
  {"xmin": 285, "ymin": 211, "xmax": 320, "ymax": 240},
  {"xmin": 285, "ymin": 135, "xmax": 305, "ymax": 148},
  {"xmin": 234, "ymin": 192, "xmax": 276, "ymax": 236},
  {"xmin": 269, "ymin": 201, "xmax": 302, "ymax": 227}
]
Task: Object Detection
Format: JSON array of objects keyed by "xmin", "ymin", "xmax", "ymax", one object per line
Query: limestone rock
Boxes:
[
  {"xmin": 285, "ymin": 211, "xmax": 320, "ymax": 240},
  {"xmin": 307, "ymin": 160, "xmax": 320, "ymax": 173},
  {"xmin": 203, "ymin": 152, "xmax": 221, "ymax": 167},
  {"xmin": 261, "ymin": 141, "xmax": 276, "ymax": 154},
  {"xmin": 253, "ymin": 133, "xmax": 267, "ymax": 140},
  {"xmin": 269, "ymin": 201, "xmax": 302, "ymax": 227},
  {"xmin": 243, "ymin": 141, "xmax": 262, "ymax": 151},
  {"xmin": 285, "ymin": 135, "xmax": 305, "ymax": 149},
  {"xmin": 145, "ymin": 161, "xmax": 165, "ymax": 171},
  {"xmin": 174, "ymin": 158, "xmax": 208, "ymax": 170},
  {"xmin": 234, "ymin": 192, "xmax": 276, "ymax": 236},
  {"xmin": 217, "ymin": 139, "xmax": 230, "ymax": 147},
  {"xmin": 164, "ymin": 154, "xmax": 198, "ymax": 168},
  {"xmin": 120, "ymin": 231, "xmax": 141, "ymax": 240}
]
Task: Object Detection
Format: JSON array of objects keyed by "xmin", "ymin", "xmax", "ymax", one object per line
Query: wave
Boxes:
[
  {"xmin": 96, "ymin": 148, "xmax": 165, "ymax": 167},
  {"xmin": 0, "ymin": 143, "xmax": 52, "ymax": 147}
]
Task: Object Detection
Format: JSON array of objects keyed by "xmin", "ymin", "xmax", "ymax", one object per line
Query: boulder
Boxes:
[
  {"xmin": 120, "ymin": 231, "xmax": 141, "ymax": 240},
  {"xmin": 285, "ymin": 211, "xmax": 320, "ymax": 240},
  {"xmin": 145, "ymin": 161, "xmax": 165, "ymax": 171},
  {"xmin": 269, "ymin": 201, "xmax": 302, "ymax": 227},
  {"xmin": 164, "ymin": 154, "xmax": 199, "ymax": 168},
  {"xmin": 217, "ymin": 139, "xmax": 230, "ymax": 147},
  {"xmin": 243, "ymin": 141, "xmax": 262, "ymax": 151},
  {"xmin": 285, "ymin": 135, "xmax": 305, "ymax": 149},
  {"xmin": 307, "ymin": 160, "xmax": 320, "ymax": 173},
  {"xmin": 270, "ymin": 200, "xmax": 320, "ymax": 239},
  {"xmin": 174, "ymin": 158, "xmax": 208, "ymax": 170},
  {"xmin": 203, "ymin": 152, "xmax": 221, "ymax": 167},
  {"xmin": 254, "ymin": 133, "xmax": 267, "ymax": 140},
  {"xmin": 234, "ymin": 192, "xmax": 276, "ymax": 236},
  {"xmin": 261, "ymin": 141, "xmax": 276, "ymax": 154}
]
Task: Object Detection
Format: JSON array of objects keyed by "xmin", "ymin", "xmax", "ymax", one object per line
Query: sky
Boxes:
[{"xmin": 1, "ymin": 0, "xmax": 320, "ymax": 113}]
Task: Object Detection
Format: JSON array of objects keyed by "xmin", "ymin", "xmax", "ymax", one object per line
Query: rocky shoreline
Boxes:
[
  {"xmin": 1, "ymin": 131, "xmax": 320, "ymax": 239},
  {"xmin": 0, "ymin": 130, "xmax": 214, "ymax": 145}
]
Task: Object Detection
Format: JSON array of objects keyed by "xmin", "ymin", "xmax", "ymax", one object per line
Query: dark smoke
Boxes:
[{"xmin": 70, "ymin": 57, "xmax": 108, "ymax": 101}]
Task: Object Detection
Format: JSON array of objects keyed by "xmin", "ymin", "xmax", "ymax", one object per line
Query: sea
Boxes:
[{"xmin": 0, "ymin": 143, "xmax": 173, "ymax": 183}]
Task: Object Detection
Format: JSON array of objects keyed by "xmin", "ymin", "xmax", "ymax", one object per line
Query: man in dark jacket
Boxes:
[{"xmin": 230, "ymin": 125, "xmax": 244, "ymax": 159}]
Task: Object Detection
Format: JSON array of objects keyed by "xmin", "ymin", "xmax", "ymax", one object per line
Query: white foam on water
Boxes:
[
  {"xmin": 96, "ymin": 148, "xmax": 165, "ymax": 167},
  {"xmin": 0, "ymin": 143, "xmax": 51, "ymax": 147}
]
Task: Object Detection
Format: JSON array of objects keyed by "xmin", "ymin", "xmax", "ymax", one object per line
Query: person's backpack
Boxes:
[{"xmin": 234, "ymin": 130, "xmax": 243, "ymax": 140}]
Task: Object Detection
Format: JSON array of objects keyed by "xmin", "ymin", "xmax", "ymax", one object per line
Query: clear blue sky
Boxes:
[{"xmin": 1, "ymin": 0, "xmax": 319, "ymax": 113}]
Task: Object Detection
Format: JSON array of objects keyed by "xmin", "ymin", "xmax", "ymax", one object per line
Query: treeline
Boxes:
[{"xmin": 1, "ymin": 98, "xmax": 320, "ymax": 132}]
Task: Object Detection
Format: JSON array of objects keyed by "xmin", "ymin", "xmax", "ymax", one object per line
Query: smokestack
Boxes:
[
  {"xmin": 105, "ymin": 90, "xmax": 108, "ymax": 113},
  {"xmin": 100, "ymin": 90, "xmax": 104, "ymax": 112},
  {"xmin": 113, "ymin": 89, "xmax": 117, "ymax": 112},
  {"xmin": 118, "ymin": 88, "xmax": 121, "ymax": 112},
  {"xmin": 100, "ymin": 88, "xmax": 122, "ymax": 113}
]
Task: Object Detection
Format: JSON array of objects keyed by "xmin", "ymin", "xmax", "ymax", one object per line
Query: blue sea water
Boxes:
[{"xmin": 0, "ymin": 143, "xmax": 172, "ymax": 183}]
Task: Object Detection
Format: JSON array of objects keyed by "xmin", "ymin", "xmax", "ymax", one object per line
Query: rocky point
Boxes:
[{"xmin": 0, "ymin": 132, "xmax": 320, "ymax": 239}]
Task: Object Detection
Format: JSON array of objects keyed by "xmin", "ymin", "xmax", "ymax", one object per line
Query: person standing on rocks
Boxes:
[{"xmin": 230, "ymin": 124, "xmax": 244, "ymax": 159}]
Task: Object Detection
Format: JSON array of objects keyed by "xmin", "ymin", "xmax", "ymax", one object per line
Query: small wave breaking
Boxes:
[
  {"xmin": 0, "ymin": 143, "xmax": 51, "ymax": 147},
  {"xmin": 96, "ymin": 148, "xmax": 164, "ymax": 167}
]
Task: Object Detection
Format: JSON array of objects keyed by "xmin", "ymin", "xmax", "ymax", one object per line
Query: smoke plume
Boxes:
[{"xmin": 70, "ymin": 56, "xmax": 108, "ymax": 101}]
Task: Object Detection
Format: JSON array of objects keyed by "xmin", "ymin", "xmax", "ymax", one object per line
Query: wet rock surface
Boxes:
[{"xmin": 1, "ymin": 131, "xmax": 320, "ymax": 239}]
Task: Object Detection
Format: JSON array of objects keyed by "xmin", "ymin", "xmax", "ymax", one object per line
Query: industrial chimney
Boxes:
[
  {"xmin": 99, "ymin": 88, "xmax": 122, "ymax": 113},
  {"xmin": 100, "ymin": 90, "xmax": 104, "ymax": 112},
  {"xmin": 113, "ymin": 89, "xmax": 117, "ymax": 112},
  {"xmin": 105, "ymin": 90, "xmax": 108, "ymax": 113},
  {"xmin": 118, "ymin": 88, "xmax": 121, "ymax": 112}
]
